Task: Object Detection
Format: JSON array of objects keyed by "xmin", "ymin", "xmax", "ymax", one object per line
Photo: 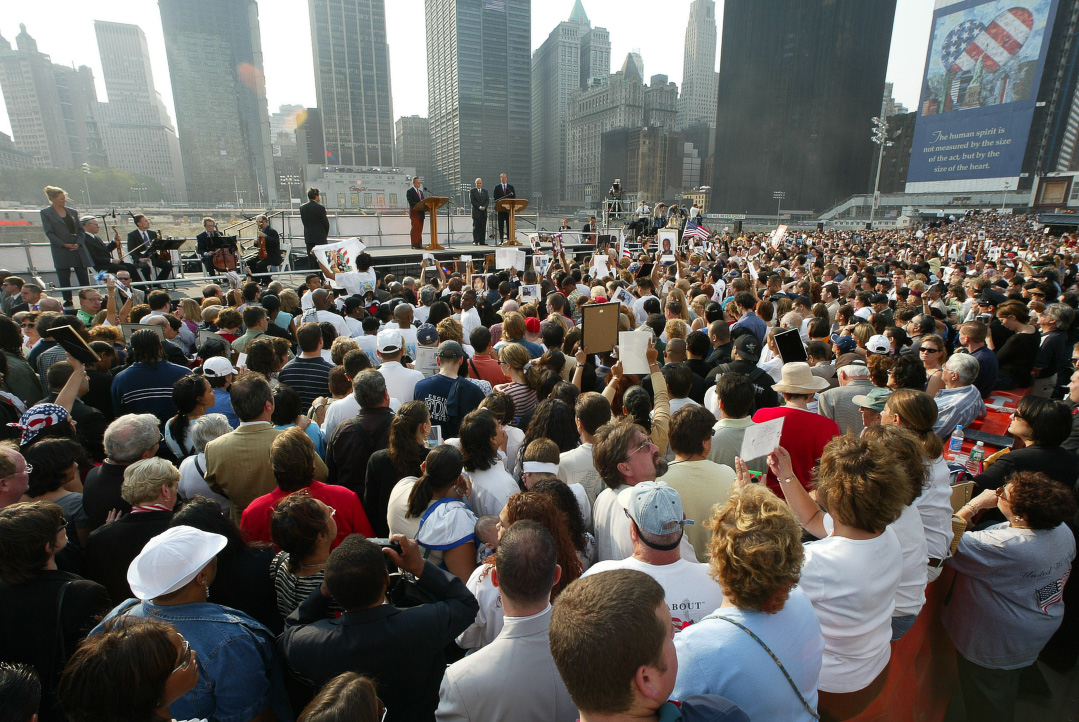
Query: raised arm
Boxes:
[
  {"xmin": 768, "ymin": 446, "xmax": 827, "ymax": 538},
  {"xmin": 55, "ymin": 354, "xmax": 87, "ymax": 412}
]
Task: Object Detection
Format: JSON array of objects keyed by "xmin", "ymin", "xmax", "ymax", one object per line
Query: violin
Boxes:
[{"xmin": 257, "ymin": 229, "xmax": 268, "ymax": 261}]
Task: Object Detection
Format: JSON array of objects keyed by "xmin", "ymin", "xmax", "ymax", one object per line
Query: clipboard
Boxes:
[
  {"xmin": 773, "ymin": 328, "xmax": 807, "ymax": 364},
  {"xmin": 121, "ymin": 323, "xmax": 164, "ymax": 342},
  {"xmin": 46, "ymin": 325, "xmax": 100, "ymax": 365},
  {"xmin": 581, "ymin": 301, "xmax": 620, "ymax": 354}
]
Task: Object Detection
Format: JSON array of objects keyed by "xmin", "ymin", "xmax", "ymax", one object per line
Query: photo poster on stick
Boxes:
[
  {"xmin": 581, "ymin": 301, "xmax": 621, "ymax": 355},
  {"xmin": 552, "ymin": 234, "xmax": 563, "ymax": 255},
  {"xmin": 770, "ymin": 225, "xmax": 788, "ymax": 249},
  {"xmin": 611, "ymin": 285, "xmax": 635, "ymax": 309},
  {"xmin": 658, "ymin": 229, "xmax": 677, "ymax": 256},
  {"xmin": 739, "ymin": 416, "xmax": 784, "ymax": 462},
  {"xmin": 527, "ymin": 234, "xmax": 541, "ymax": 253},
  {"xmin": 520, "ymin": 284, "xmax": 540, "ymax": 305},
  {"xmin": 618, "ymin": 331, "xmax": 651, "ymax": 375},
  {"xmin": 533, "ymin": 254, "xmax": 551, "ymax": 275},
  {"xmin": 311, "ymin": 237, "xmax": 367, "ymax": 289}
]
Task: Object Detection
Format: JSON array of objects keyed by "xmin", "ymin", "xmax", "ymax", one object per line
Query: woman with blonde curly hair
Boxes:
[
  {"xmin": 672, "ymin": 484, "xmax": 825, "ymax": 722},
  {"xmin": 755, "ymin": 434, "xmax": 907, "ymax": 720}
]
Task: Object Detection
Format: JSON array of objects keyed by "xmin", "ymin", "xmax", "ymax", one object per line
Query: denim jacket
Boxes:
[{"xmin": 94, "ymin": 599, "xmax": 293, "ymax": 722}]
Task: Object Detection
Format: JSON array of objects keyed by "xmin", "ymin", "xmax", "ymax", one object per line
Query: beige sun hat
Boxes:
[{"xmin": 772, "ymin": 362, "xmax": 831, "ymax": 395}]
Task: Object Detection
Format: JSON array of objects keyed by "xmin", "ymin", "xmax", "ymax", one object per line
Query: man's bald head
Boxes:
[
  {"xmin": 312, "ymin": 288, "xmax": 330, "ymax": 310},
  {"xmin": 665, "ymin": 338, "xmax": 687, "ymax": 362},
  {"xmin": 393, "ymin": 303, "xmax": 413, "ymax": 325}
]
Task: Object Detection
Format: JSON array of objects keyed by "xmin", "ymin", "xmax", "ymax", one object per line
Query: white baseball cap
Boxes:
[
  {"xmin": 127, "ymin": 526, "xmax": 227, "ymax": 600},
  {"xmin": 203, "ymin": 356, "xmax": 237, "ymax": 377},
  {"xmin": 866, "ymin": 334, "xmax": 891, "ymax": 355},
  {"xmin": 377, "ymin": 329, "xmax": 403, "ymax": 353}
]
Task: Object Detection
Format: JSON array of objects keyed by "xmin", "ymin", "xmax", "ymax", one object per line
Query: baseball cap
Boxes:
[
  {"xmin": 524, "ymin": 317, "xmax": 541, "ymax": 334},
  {"xmin": 866, "ymin": 334, "xmax": 891, "ymax": 355},
  {"xmin": 260, "ymin": 293, "xmax": 280, "ymax": 311},
  {"xmin": 417, "ymin": 323, "xmax": 438, "ymax": 345},
  {"xmin": 437, "ymin": 340, "xmax": 465, "ymax": 359},
  {"xmin": 852, "ymin": 386, "xmax": 892, "ymax": 412},
  {"xmin": 377, "ymin": 329, "xmax": 403, "ymax": 354},
  {"xmin": 733, "ymin": 334, "xmax": 761, "ymax": 363},
  {"xmin": 617, "ymin": 481, "xmax": 694, "ymax": 537},
  {"xmin": 127, "ymin": 526, "xmax": 227, "ymax": 600},
  {"xmin": 978, "ymin": 289, "xmax": 1007, "ymax": 307},
  {"xmin": 203, "ymin": 356, "xmax": 237, "ymax": 377},
  {"xmin": 343, "ymin": 295, "xmax": 365, "ymax": 313},
  {"xmin": 831, "ymin": 335, "xmax": 857, "ymax": 354}
]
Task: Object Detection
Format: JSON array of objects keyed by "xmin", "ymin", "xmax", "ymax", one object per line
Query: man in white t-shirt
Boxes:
[
  {"xmin": 584, "ymin": 481, "xmax": 721, "ymax": 631},
  {"xmin": 299, "ymin": 289, "xmax": 350, "ymax": 338},
  {"xmin": 558, "ymin": 392, "xmax": 611, "ymax": 506},
  {"xmin": 591, "ymin": 419, "xmax": 695, "ymax": 563},
  {"xmin": 375, "ymin": 329, "xmax": 424, "ymax": 404}
]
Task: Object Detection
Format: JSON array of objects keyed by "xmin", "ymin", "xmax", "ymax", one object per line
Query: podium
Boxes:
[
  {"xmin": 496, "ymin": 198, "xmax": 529, "ymax": 246},
  {"xmin": 414, "ymin": 196, "xmax": 449, "ymax": 250}
]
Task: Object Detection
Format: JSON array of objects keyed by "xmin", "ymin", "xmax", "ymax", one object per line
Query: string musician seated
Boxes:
[
  {"xmin": 80, "ymin": 215, "xmax": 143, "ymax": 281},
  {"xmin": 126, "ymin": 213, "xmax": 173, "ymax": 282},
  {"xmin": 196, "ymin": 217, "xmax": 237, "ymax": 275},
  {"xmin": 248, "ymin": 214, "xmax": 283, "ymax": 285}
]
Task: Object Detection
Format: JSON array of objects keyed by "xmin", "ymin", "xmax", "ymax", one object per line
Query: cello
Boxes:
[{"xmin": 211, "ymin": 239, "xmax": 238, "ymax": 272}]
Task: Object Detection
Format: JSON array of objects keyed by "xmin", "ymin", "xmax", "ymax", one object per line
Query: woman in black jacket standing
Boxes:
[
  {"xmin": 39, "ymin": 186, "xmax": 91, "ymax": 307},
  {"xmin": 0, "ymin": 501, "xmax": 110, "ymax": 721}
]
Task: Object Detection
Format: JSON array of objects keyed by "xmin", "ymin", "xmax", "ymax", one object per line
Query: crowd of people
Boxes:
[{"xmin": 0, "ymin": 206, "xmax": 1076, "ymax": 721}]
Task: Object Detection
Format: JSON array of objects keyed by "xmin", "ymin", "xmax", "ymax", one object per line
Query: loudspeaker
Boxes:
[
  {"xmin": 817, "ymin": 222, "xmax": 824, "ymax": 233},
  {"xmin": 865, "ymin": 223, "xmax": 872, "ymax": 230},
  {"xmin": 732, "ymin": 221, "xmax": 743, "ymax": 235}
]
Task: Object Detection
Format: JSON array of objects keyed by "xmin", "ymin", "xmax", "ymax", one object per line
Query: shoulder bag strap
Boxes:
[
  {"xmin": 703, "ymin": 613, "xmax": 820, "ymax": 720},
  {"xmin": 50, "ymin": 581, "xmax": 73, "ymax": 677}
]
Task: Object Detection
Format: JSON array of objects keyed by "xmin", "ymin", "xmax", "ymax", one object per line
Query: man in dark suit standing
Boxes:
[
  {"xmin": 469, "ymin": 178, "xmax": 489, "ymax": 246},
  {"xmin": 581, "ymin": 215, "xmax": 598, "ymax": 244},
  {"xmin": 300, "ymin": 188, "xmax": 330, "ymax": 266},
  {"xmin": 492, "ymin": 173, "xmax": 515, "ymax": 243},
  {"xmin": 126, "ymin": 214, "xmax": 172, "ymax": 283},
  {"xmin": 406, "ymin": 176, "xmax": 425, "ymax": 249}
]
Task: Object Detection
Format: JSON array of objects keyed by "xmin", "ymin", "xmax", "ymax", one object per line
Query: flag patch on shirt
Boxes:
[{"xmin": 1035, "ymin": 570, "xmax": 1070, "ymax": 614}]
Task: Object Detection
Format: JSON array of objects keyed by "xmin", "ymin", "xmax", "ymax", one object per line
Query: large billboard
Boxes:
[{"xmin": 906, "ymin": 0, "xmax": 1059, "ymax": 190}]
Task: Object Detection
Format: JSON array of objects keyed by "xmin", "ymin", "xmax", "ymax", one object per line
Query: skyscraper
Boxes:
[
  {"xmin": 711, "ymin": 0, "xmax": 897, "ymax": 214},
  {"xmin": 0, "ymin": 25, "xmax": 106, "ymax": 170},
  {"xmin": 532, "ymin": 1, "xmax": 611, "ymax": 206},
  {"xmin": 158, "ymin": 0, "xmax": 277, "ymax": 205},
  {"xmin": 396, "ymin": 116, "xmax": 431, "ymax": 179},
  {"xmin": 567, "ymin": 56, "xmax": 679, "ymax": 205},
  {"xmin": 426, "ymin": 0, "xmax": 531, "ymax": 200},
  {"xmin": 309, "ymin": 0, "xmax": 395, "ymax": 168},
  {"xmin": 676, "ymin": 0, "xmax": 719, "ymax": 130},
  {"xmin": 94, "ymin": 21, "xmax": 186, "ymax": 202}
]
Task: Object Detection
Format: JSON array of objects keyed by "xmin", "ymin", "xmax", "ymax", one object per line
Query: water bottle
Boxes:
[
  {"xmin": 967, "ymin": 441, "xmax": 985, "ymax": 474},
  {"xmin": 949, "ymin": 425, "xmax": 965, "ymax": 454}
]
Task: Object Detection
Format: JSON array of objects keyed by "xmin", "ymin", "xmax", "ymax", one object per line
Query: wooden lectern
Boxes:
[
  {"xmin": 413, "ymin": 196, "xmax": 448, "ymax": 250},
  {"xmin": 496, "ymin": 198, "xmax": 529, "ymax": 246}
]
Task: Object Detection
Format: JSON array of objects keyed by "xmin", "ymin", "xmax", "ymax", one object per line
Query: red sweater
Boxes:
[
  {"xmin": 240, "ymin": 480, "xmax": 374, "ymax": 549},
  {"xmin": 751, "ymin": 406, "xmax": 840, "ymax": 496}
]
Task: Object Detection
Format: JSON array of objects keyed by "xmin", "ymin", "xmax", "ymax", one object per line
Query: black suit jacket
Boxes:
[
  {"xmin": 280, "ymin": 561, "xmax": 479, "ymax": 720},
  {"xmin": 83, "ymin": 233, "xmax": 118, "ymax": 268},
  {"xmin": 195, "ymin": 230, "xmax": 226, "ymax": 256},
  {"xmin": 470, "ymin": 187, "xmax": 490, "ymax": 216},
  {"xmin": 300, "ymin": 200, "xmax": 329, "ymax": 248},
  {"xmin": 492, "ymin": 182, "xmax": 516, "ymax": 212},
  {"xmin": 84, "ymin": 510, "xmax": 173, "ymax": 604},
  {"xmin": 260, "ymin": 226, "xmax": 283, "ymax": 264},
  {"xmin": 126, "ymin": 229, "xmax": 159, "ymax": 262},
  {"xmin": 406, "ymin": 186, "xmax": 426, "ymax": 219}
]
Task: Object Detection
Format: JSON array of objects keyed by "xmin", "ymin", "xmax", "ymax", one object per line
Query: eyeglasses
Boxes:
[
  {"xmin": 22, "ymin": 463, "xmax": 32, "ymax": 475},
  {"xmin": 21, "ymin": 323, "xmax": 33, "ymax": 328},
  {"xmin": 326, "ymin": 505, "xmax": 336, "ymax": 518},
  {"xmin": 57, "ymin": 516, "xmax": 68, "ymax": 533},
  {"xmin": 627, "ymin": 438, "xmax": 655, "ymax": 458},
  {"xmin": 158, "ymin": 433, "xmax": 165, "ymax": 445},
  {"xmin": 920, "ymin": 347, "xmax": 940, "ymax": 354},
  {"xmin": 995, "ymin": 486, "xmax": 1011, "ymax": 502},
  {"xmin": 172, "ymin": 639, "xmax": 195, "ymax": 674},
  {"xmin": 1070, "ymin": 357, "xmax": 1079, "ymax": 369}
]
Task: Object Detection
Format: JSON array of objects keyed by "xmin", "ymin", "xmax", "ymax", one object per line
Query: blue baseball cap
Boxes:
[{"xmin": 618, "ymin": 481, "xmax": 693, "ymax": 537}]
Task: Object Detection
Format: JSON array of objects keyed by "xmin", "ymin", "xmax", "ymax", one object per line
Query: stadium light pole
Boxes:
[
  {"xmin": 82, "ymin": 163, "xmax": 93, "ymax": 211},
  {"xmin": 773, "ymin": 191, "xmax": 785, "ymax": 227},
  {"xmin": 870, "ymin": 117, "xmax": 893, "ymax": 229}
]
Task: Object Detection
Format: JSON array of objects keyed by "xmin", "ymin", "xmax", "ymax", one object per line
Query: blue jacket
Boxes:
[
  {"xmin": 111, "ymin": 361, "xmax": 191, "ymax": 422},
  {"xmin": 94, "ymin": 599, "xmax": 293, "ymax": 722}
]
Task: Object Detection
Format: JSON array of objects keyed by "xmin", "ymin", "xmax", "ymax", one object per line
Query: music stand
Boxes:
[
  {"xmin": 414, "ymin": 197, "xmax": 449, "ymax": 250},
  {"xmin": 496, "ymin": 198, "xmax": 529, "ymax": 247}
]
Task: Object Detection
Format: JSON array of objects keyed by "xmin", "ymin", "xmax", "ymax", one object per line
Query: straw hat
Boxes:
[{"xmin": 772, "ymin": 362, "xmax": 831, "ymax": 395}]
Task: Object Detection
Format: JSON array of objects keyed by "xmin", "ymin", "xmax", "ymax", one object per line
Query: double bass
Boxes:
[{"xmin": 212, "ymin": 238, "xmax": 238, "ymax": 271}]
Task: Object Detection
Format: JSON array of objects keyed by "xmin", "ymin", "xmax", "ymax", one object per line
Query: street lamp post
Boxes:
[
  {"xmin": 870, "ymin": 117, "xmax": 893, "ymax": 229},
  {"xmin": 81, "ymin": 163, "xmax": 93, "ymax": 211},
  {"xmin": 1001, "ymin": 180, "xmax": 1009, "ymax": 212},
  {"xmin": 773, "ymin": 191, "xmax": 785, "ymax": 227},
  {"xmin": 130, "ymin": 186, "xmax": 147, "ymax": 206}
]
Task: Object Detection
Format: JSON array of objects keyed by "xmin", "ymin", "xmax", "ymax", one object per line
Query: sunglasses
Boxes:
[
  {"xmin": 919, "ymin": 347, "xmax": 940, "ymax": 354},
  {"xmin": 21, "ymin": 323, "xmax": 33, "ymax": 328},
  {"xmin": 172, "ymin": 639, "xmax": 195, "ymax": 673}
]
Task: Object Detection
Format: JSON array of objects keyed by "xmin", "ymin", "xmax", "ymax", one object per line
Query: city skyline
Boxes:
[{"xmin": 0, "ymin": 0, "xmax": 935, "ymax": 141}]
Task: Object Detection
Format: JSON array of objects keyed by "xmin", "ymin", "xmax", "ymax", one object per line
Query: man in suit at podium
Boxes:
[
  {"xmin": 300, "ymin": 188, "xmax": 330, "ymax": 265},
  {"xmin": 492, "ymin": 173, "xmax": 515, "ymax": 243},
  {"xmin": 126, "ymin": 214, "xmax": 172, "ymax": 283},
  {"xmin": 407, "ymin": 176, "xmax": 425, "ymax": 249},
  {"xmin": 470, "ymin": 178, "xmax": 489, "ymax": 246}
]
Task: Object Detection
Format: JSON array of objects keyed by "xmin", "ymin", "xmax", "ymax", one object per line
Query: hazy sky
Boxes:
[{"xmin": 0, "ymin": 0, "xmax": 935, "ymax": 138}]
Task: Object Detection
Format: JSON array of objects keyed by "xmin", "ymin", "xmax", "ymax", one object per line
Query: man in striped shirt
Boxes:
[{"xmin": 277, "ymin": 323, "xmax": 334, "ymax": 409}]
